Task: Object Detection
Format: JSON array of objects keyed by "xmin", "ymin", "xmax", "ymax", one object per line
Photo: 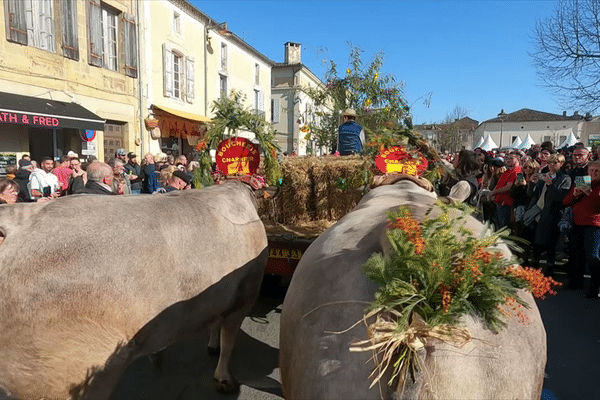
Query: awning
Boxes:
[
  {"xmin": 0, "ymin": 91, "xmax": 105, "ymax": 131},
  {"xmin": 152, "ymin": 104, "xmax": 211, "ymax": 123}
]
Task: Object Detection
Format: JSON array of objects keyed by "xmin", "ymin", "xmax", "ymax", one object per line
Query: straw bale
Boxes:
[{"xmin": 258, "ymin": 155, "xmax": 373, "ymax": 227}]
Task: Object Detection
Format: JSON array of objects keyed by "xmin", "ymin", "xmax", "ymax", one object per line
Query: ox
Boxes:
[
  {"xmin": 280, "ymin": 179, "xmax": 546, "ymax": 400},
  {"xmin": 0, "ymin": 181, "xmax": 268, "ymax": 399}
]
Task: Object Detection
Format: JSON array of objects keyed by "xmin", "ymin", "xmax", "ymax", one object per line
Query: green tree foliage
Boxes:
[{"xmin": 302, "ymin": 45, "xmax": 444, "ymax": 180}]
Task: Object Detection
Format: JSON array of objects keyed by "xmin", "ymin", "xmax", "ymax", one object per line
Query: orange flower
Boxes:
[
  {"xmin": 195, "ymin": 141, "xmax": 207, "ymax": 151},
  {"xmin": 438, "ymin": 283, "xmax": 452, "ymax": 313},
  {"xmin": 508, "ymin": 267, "xmax": 562, "ymax": 299},
  {"xmin": 390, "ymin": 211, "xmax": 425, "ymax": 255},
  {"xmin": 499, "ymin": 296, "xmax": 529, "ymax": 324}
]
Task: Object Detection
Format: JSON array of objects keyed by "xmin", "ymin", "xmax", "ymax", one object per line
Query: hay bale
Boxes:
[{"xmin": 259, "ymin": 155, "xmax": 373, "ymax": 227}]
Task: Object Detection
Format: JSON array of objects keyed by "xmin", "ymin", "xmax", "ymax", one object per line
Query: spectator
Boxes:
[
  {"xmin": 13, "ymin": 160, "xmax": 34, "ymax": 202},
  {"xmin": 4, "ymin": 165, "xmax": 16, "ymax": 180},
  {"xmin": 115, "ymin": 148, "xmax": 127, "ymax": 163},
  {"xmin": 337, "ymin": 109, "xmax": 365, "ymax": 155},
  {"xmin": 140, "ymin": 153, "xmax": 158, "ymax": 194},
  {"xmin": 568, "ymin": 147, "xmax": 590, "ymax": 181},
  {"xmin": 68, "ymin": 158, "xmax": 86, "ymax": 195},
  {"xmin": 0, "ymin": 179, "xmax": 19, "ymax": 204},
  {"xmin": 75, "ymin": 161, "xmax": 114, "ymax": 195},
  {"xmin": 51, "ymin": 156, "xmax": 73, "ymax": 195},
  {"xmin": 154, "ymin": 165, "xmax": 191, "ymax": 193},
  {"xmin": 527, "ymin": 154, "xmax": 572, "ymax": 276},
  {"xmin": 491, "ymin": 152, "xmax": 522, "ymax": 230},
  {"xmin": 108, "ymin": 158, "xmax": 131, "ymax": 195},
  {"xmin": 537, "ymin": 148, "xmax": 555, "ymax": 173},
  {"xmin": 154, "ymin": 152, "xmax": 168, "ymax": 171},
  {"xmin": 563, "ymin": 160, "xmax": 600, "ymax": 297},
  {"xmin": 441, "ymin": 149, "xmax": 482, "ymax": 206},
  {"xmin": 176, "ymin": 154, "xmax": 188, "ymax": 168},
  {"xmin": 510, "ymin": 158, "xmax": 540, "ymax": 266},
  {"xmin": 28, "ymin": 156, "xmax": 60, "ymax": 201},
  {"xmin": 124, "ymin": 152, "xmax": 142, "ymax": 195}
]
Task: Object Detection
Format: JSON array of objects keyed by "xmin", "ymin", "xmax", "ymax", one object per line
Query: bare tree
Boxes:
[
  {"xmin": 438, "ymin": 105, "xmax": 472, "ymax": 153},
  {"xmin": 532, "ymin": 0, "xmax": 600, "ymax": 113}
]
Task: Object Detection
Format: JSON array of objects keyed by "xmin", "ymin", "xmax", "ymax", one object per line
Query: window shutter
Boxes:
[
  {"xmin": 185, "ymin": 56, "xmax": 195, "ymax": 103},
  {"xmin": 258, "ymin": 91, "xmax": 264, "ymax": 112},
  {"xmin": 272, "ymin": 99, "xmax": 280, "ymax": 123},
  {"xmin": 163, "ymin": 43, "xmax": 174, "ymax": 98},
  {"xmin": 123, "ymin": 13, "xmax": 138, "ymax": 78},
  {"xmin": 61, "ymin": 0, "xmax": 79, "ymax": 60},
  {"xmin": 41, "ymin": 0, "xmax": 54, "ymax": 51},
  {"xmin": 87, "ymin": 0, "xmax": 103, "ymax": 67},
  {"xmin": 4, "ymin": 0, "xmax": 27, "ymax": 45}
]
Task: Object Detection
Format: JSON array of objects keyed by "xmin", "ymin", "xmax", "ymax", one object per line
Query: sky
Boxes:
[{"xmin": 192, "ymin": 0, "xmax": 561, "ymax": 125}]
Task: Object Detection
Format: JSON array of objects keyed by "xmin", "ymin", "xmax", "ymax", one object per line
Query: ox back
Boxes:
[
  {"xmin": 0, "ymin": 181, "xmax": 268, "ymax": 399},
  {"xmin": 280, "ymin": 180, "xmax": 546, "ymax": 400}
]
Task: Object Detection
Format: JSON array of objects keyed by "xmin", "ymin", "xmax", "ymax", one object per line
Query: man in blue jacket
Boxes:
[{"xmin": 337, "ymin": 109, "xmax": 365, "ymax": 155}]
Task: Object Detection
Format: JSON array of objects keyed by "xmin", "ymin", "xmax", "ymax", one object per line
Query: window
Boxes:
[
  {"xmin": 163, "ymin": 43, "xmax": 194, "ymax": 102},
  {"xmin": 173, "ymin": 12, "xmax": 181, "ymax": 34},
  {"xmin": 255, "ymin": 63, "xmax": 260, "ymax": 85},
  {"xmin": 559, "ymin": 135, "xmax": 567, "ymax": 144},
  {"xmin": 5, "ymin": 0, "xmax": 55, "ymax": 52},
  {"xmin": 254, "ymin": 90, "xmax": 264, "ymax": 118},
  {"xmin": 87, "ymin": 0, "xmax": 137, "ymax": 76},
  {"xmin": 271, "ymin": 99, "xmax": 280, "ymax": 123},
  {"xmin": 173, "ymin": 53, "xmax": 182, "ymax": 99},
  {"xmin": 101, "ymin": 7, "xmax": 118, "ymax": 70},
  {"xmin": 220, "ymin": 74, "xmax": 227, "ymax": 99},
  {"xmin": 220, "ymin": 43, "xmax": 227, "ymax": 71},
  {"xmin": 543, "ymin": 136, "xmax": 551, "ymax": 143},
  {"xmin": 61, "ymin": 0, "xmax": 78, "ymax": 60}
]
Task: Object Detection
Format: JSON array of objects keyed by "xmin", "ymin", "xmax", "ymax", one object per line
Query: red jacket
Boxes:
[
  {"xmin": 562, "ymin": 181, "xmax": 600, "ymax": 227},
  {"xmin": 494, "ymin": 166, "xmax": 521, "ymax": 207}
]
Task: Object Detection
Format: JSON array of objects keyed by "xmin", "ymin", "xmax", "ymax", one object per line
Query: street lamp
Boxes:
[
  {"xmin": 498, "ymin": 109, "xmax": 508, "ymax": 149},
  {"xmin": 204, "ymin": 21, "xmax": 233, "ymax": 115}
]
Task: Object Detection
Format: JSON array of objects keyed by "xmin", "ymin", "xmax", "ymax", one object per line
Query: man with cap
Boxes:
[
  {"xmin": 155, "ymin": 166, "xmax": 190, "ymax": 193},
  {"xmin": 124, "ymin": 152, "xmax": 142, "ymax": 194},
  {"xmin": 115, "ymin": 148, "xmax": 127, "ymax": 162},
  {"xmin": 337, "ymin": 109, "xmax": 365, "ymax": 156},
  {"xmin": 14, "ymin": 159, "xmax": 34, "ymax": 202}
]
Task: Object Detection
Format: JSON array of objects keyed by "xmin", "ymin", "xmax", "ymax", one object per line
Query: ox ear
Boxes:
[{"xmin": 254, "ymin": 186, "xmax": 280, "ymax": 200}]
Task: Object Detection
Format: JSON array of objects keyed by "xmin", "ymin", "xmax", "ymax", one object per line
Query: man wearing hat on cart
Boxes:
[{"xmin": 337, "ymin": 109, "xmax": 365, "ymax": 156}]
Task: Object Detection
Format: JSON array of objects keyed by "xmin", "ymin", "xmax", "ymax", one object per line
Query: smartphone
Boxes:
[
  {"xmin": 516, "ymin": 173, "xmax": 524, "ymax": 182},
  {"xmin": 42, "ymin": 186, "xmax": 51, "ymax": 197}
]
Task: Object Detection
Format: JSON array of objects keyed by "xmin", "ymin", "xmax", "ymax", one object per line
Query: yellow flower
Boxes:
[
  {"xmin": 364, "ymin": 99, "xmax": 372, "ymax": 107},
  {"xmin": 346, "ymin": 69, "xmax": 351, "ymax": 75},
  {"xmin": 374, "ymin": 72, "xmax": 379, "ymax": 81}
]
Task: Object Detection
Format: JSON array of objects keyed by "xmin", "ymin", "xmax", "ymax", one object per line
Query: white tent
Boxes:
[
  {"xmin": 480, "ymin": 135, "xmax": 498, "ymax": 151},
  {"xmin": 508, "ymin": 136, "xmax": 522, "ymax": 149},
  {"xmin": 557, "ymin": 129, "xmax": 578, "ymax": 149},
  {"xmin": 517, "ymin": 134, "xmax": 536, "ymax": 150},
  {"xmin": 474, "ymin": 136, "xmax": 484, "ymax": 149}
]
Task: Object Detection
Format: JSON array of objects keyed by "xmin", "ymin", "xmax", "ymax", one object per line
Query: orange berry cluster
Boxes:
[
  {"xmin": 498, "ymin": 296, "xmax": 528, "ymax": 324},
  {"xmin": 390, "ymin": 212, "xmax": 425, "ymax": 255},
  {"xmin": 438, "ymin": 282, "xmax": 452, "ymax": 313},
  {"xmin": 508, "ymin": 267, "xmax": 562, "ymax": 299}
]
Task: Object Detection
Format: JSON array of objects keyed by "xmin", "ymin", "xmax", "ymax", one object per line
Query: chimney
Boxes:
[
  {"xmin": 563, "ymin": 111, "xmax": 567, "ymax": 116},
  {"xmin": 285, "ymin": 42, "xmax": 301, "ymax": 64}
]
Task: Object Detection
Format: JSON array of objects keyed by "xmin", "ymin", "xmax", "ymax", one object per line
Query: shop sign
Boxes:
[
  {"xmin": 375, "ymin": 146, "xmax": 428, "ymax": 176},
  {"xmin": 215, "ymin": 137, "xmax": 260, "ymax": 175},
  {"xmin": 0, "ymin": 111, "xmax": 61, "ymax": 128},
  {"xmin": 81, "ymin": 141, "xmax": 96, "ymax": 156}
]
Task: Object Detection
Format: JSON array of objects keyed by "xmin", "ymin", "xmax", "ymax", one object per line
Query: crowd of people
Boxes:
[
  {"xmin": 3, "ymin": 142, "xmax": 599, "ymax": 298},
  {"xmin": 441, "ymin": 142, "xmax": 600, "ymax": 298},
  {"xmin": 0, "ymin": 148, "xmax": 197, "ymax": 205}
]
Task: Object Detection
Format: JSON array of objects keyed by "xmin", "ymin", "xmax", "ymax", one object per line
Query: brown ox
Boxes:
[
  {"xmin": 280, "ymin": 179, "xmax": 546, "ymax": 399},
  {"xmin": 0, "ymin": 181, "xmax": 267, "ymax": 399}
]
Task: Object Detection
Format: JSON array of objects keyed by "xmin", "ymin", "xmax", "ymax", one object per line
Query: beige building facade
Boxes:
[
  {"xmin": 141, "ymin": 0, "xmax": 273, "ymax": 157},
  {"xmin": 0, "ymin": 0, "xmax": 142, "ymax": 168},
  {"xmin": 272, "ymin": 42, "xmax": 324, "ymax": 155}
]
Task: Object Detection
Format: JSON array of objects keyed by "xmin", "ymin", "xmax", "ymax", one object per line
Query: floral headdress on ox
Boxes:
[{"xmin": 348, "ymin": 201, "xmax": 560, "ymax": 392}]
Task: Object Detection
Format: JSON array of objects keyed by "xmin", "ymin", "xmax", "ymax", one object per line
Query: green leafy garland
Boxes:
[{"xmin": 352, "ymin": 201, "xmax": 560, "ymax": 389}]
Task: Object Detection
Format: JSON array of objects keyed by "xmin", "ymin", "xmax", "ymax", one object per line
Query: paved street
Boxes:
[{"xmin": 109, "ymin": 273, "xmax": 598, "ymax": 400}]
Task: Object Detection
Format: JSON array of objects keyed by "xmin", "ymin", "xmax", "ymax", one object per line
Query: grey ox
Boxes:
[
  {"xmin": 0, "ymin": 181, "xmax": 268, "ymax": 399},
  {"xmin": 280, "ymin": 179, "xmax": 546, "ymax": 400}
]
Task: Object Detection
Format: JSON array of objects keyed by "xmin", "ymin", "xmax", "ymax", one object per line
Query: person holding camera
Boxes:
[
  {"xmin": 526, "ymin": 154, "xmax": 572, "ymax": 277},
  {"xmin": 563, "ymin": 160, "xmax": 600, "ymax": 297},
  {"xmin": 491, "ymin": 152, "xmax": 521, "ymax": 230},
  {"xmin": 28, "ymin": 157, "xmax": 60, "ymax": 201},
  {"xmin": 510, "ymin": 157, "xmax": 540, "ymax": 266}
]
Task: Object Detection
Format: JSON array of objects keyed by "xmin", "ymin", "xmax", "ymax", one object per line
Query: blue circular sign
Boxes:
[{"xmin": 81, "ymin": 129, "xmax": 96, "ymax": 142}]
